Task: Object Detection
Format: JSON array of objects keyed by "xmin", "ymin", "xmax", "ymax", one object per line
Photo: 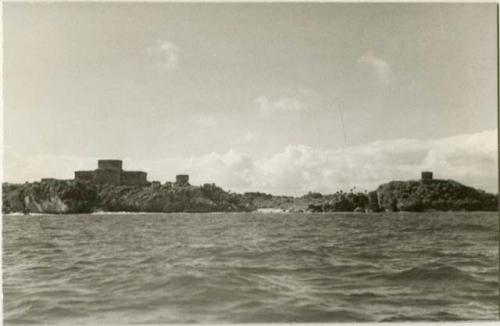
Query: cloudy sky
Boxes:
[{"xmin": 3, "ymin": 3, "xmax": 498, "ymax": 195}]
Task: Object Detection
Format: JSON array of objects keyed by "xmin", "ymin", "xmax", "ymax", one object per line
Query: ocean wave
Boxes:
[
  {"xmin": 352, "ymin": 251, "xmax": 391, "ymax": 259},
  {"xmin": 419, "ymin": 223, "xmax": 493, "ymax": 233},
  {"xmin": 450, "ymin": 223, "xmax": 494, "ymax": 232},
  {"xmin": 90, "ymin": 211, "xmax": 160, "ymax": 215},
  {"xmin": 381, "ymin": 311, "xmax": 464, "ymax": 321},
  {"xmin": 3, "ymin": 212, "xmax": 498, "ymax": 323},
  {"xmin": 381, "ymin": 263, "xmax": 476, "ymax": 283}
]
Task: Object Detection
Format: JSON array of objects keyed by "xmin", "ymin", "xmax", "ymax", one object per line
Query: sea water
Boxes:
[{"xmin": 3, "ymin": 212, "xmax": 499, "ymax": 323}]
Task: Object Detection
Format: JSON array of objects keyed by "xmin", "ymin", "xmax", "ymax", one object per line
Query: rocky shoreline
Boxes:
[{"xmin": 2, "ymin": 177, "xmax": 497, "ymax": 214}]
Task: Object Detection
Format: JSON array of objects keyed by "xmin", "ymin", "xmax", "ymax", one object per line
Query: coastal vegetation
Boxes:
[{"xmin": 2, "ymin": 177, "xmax": 497, "ymax": 214}]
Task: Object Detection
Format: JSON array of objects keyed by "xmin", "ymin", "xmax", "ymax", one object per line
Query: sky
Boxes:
[{"xmin": 3, "ymin": 3, "xmax": 498, "ymax": 195}]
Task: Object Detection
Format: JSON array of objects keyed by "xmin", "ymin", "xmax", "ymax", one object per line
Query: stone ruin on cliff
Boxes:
[{"xmin": 74, "ymin": 159, "xmax": 148, "ymax": 186}]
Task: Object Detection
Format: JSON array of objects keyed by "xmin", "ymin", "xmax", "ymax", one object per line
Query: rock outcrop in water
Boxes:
[
  {"xmin": 2, "ymin": 176, "xmax": 497, "ymax": 214},
  {"xmin": 296, "ymin": 179, "xmax": 497, "ymax": 213},
  {"xmin": 375, "ymin": 179, "xmax": 498, "ymax": 212},
  {"xmin": 2, "ymin": 180, "xmax": 251, "ymax": 214},
  {"xmin": 2, "ymin": 181, "xmax": 99, "ymax": 214}
]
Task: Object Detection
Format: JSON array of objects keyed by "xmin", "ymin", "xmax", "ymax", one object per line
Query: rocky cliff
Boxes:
[
  {"xmin": 2, "ymin": 181, "xmax": 99, "ymax": 214},
  {"xmin": 2, "ymin": 178, "xmax": 497, "ymax": 214},
  {"xmin": 292, "ymin": 179, "xmax": 497, "ymax": 213},
  {"xmin": 2, "ymin": 180, "xmax": 251, "ymax": 214},
  {"xmin": 375, "ymin": 179, "xmax": 498, "ymax": 212}
]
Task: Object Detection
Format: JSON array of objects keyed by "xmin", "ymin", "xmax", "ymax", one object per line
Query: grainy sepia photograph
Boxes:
[{"xmin": 2, "ymin": 1, "xmax": 499, "ymax": 324}]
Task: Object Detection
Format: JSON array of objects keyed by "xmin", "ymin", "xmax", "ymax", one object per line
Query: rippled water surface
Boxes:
[{"xmin": 3, "ymin": 212, "xmax": 499, "ymax": 324}]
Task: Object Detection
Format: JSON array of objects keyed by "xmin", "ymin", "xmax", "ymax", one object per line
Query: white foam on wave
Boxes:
[
  {"xmin": 3, "ymin": 212, "xmax": 48, "ymax": 216},
  {"xmin": 90, "ymin": 211, "xmax": 160, "ymax": 215},
  {"xmin": 256, "ymin": 208, "xmax": 286, "ymax": 213}
]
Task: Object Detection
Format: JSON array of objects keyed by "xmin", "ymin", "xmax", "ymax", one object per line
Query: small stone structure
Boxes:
[
  {"xmin": 421, "ymin": 171, "xmax": 433, "ymax": 182},
  {"xmin": 75, "ymin": 160, "xmax": 148, "ymax": 186},
  {"xmin": 175, "ymin": 174, "xmax": 189, "ymax": 186},
  {"xmin": 98, "ymin": 160, "xmax": 122, "ymax": 171},
  {"xmin": 41, "ymin": 178, "xmax": 58, "ymax": 182}
]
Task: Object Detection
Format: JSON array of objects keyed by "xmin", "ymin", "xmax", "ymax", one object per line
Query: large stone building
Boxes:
[{"xmin": 75, "ymin": 160, "xmax": 148, "ymax": 186}]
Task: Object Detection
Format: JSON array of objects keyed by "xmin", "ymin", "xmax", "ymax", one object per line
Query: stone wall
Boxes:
[
  {"xmin": 74, "ymin": 160, "xmax": 148, "ymax": 186},
  {"xmin": 121, "ymin": 171, "xmax": 148, "ymax": 186},
  {"xmin": 94, "ymin": 169, "xmax": 121, "ymax": 185},
  {"xmin": 75, "ymin": 171, "xmax": 95, "ymax": 182},
  {"xmin": 98, "ymin": 160, "xmax": 123, "ymax": 171}
]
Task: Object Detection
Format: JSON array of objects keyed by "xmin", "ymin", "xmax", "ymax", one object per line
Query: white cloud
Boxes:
[
  {"xmin": 358, "ymin": 51, "xmax": 392, "ymax": 84},
  {"xmin": 134, "ymin": 151, "xmax": 256, "ymax": 190},
  {"xmin": 199, "ymin": 129, "xmax": 496, "ymax": 194},
  {"xmin": 146, "ymin": 40, "xmax": 179, "ymax": 71},
  {"xmin": 139, "ymin": 129, "xmax": 498, "ymax": 195},
  {"xmin": 194, "ymin": 150, "xmax": 255, "ymax": 189},
  {"xmin": 5, "ymin": 130, "xmax": 497, "ymax": 196},
  {"xmin": 255, "ymin": 96, "xmax": 303, "ymax": 116}
]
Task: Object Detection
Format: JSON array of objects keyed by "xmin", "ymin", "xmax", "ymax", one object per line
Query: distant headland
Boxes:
[{"xmin": 2, "ymin": 159, "xmax": 498, "ymax": 214}]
